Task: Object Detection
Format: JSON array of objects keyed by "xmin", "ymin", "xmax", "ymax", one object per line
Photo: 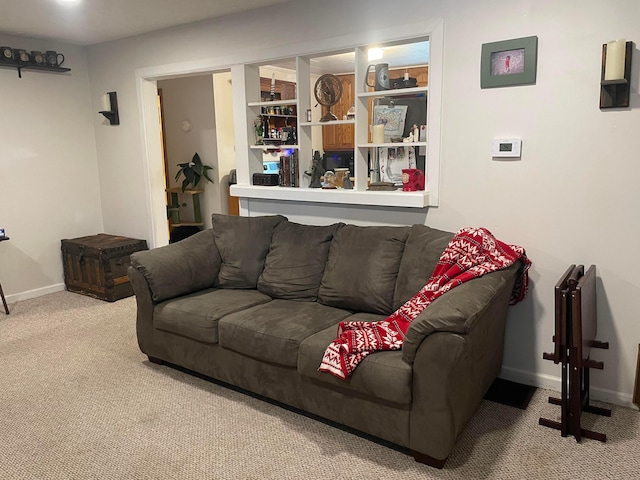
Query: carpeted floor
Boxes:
[{"xmin": 1, "ymin": 291, "xmax": 639, "ymax": 479}]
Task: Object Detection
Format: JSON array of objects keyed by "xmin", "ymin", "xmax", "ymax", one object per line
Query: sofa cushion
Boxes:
[
  {"xmin": 130, "ymin": 229, "xmax": 221, "ymax": 302},
  {"xmin": 393, "ymin": 225, "xmax": 453, "ymax": 310},
  {"xmin": 257, "ymin": 221, "xmax": 342, "ymax": 301},
  {"xmin": 212, "ymin": 214, "xmax": 286, "ymax": 289},
  {"xmin": 298, "ymin": 313, "xmax": 412, "ymax": 405},
  {"xmin": 218, "ymin": 299, "xmax": 352, "ymax": 367},
  {"xmin": 317, "ymin": 225, "xmax": 410, "ymax": 315},
  {"xmin": 154, "ymin": 288, "xmax": 272, "ymax": 345}
]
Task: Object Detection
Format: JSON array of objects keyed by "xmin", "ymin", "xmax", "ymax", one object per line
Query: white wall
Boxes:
[
  {"xmin": 83, "ymin": 0, "xmax": 640, "ymax": 405},
  {"xmin": 158, "ymin": 75, "xmax": 219, "ymax": 230},
  {"xmin": 213, "ymin": 71, "xmax": 236, "ymax": 215},
  {"xmin": 0, "ymin": 33, "xmax": 103, "ymax": 302}
]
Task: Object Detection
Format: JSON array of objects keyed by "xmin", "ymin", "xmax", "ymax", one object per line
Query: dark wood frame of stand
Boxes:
[
  {"xmin": 539, "ymin": 264, "xmax": 611, "ymax": 441},
  {"xmin": 0, "ymin": 236, "xmax": 9, "ymax": 314}
]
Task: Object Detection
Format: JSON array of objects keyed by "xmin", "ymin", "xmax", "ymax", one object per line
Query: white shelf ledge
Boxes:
[
  {"xmin": 299, "ymin": 119, "xmax": 355, "ymax": 127},
  {"xmin": 358, "ymin": 142, "xmax": 427, "ymax": 148},
  {"xmin": 230, "ymin": 185, "xmax": 429, "ymax": 208},
  {"xmin": 357, "ymin": 86, "xmax": 428, "ymax": 98},
  {"xmin": 248, "ymin": 99, "xmax": 298, "ymax": 107},
  {"xmin": 250, "ymin": 144, "xmax": 299, "ymax": 150}
]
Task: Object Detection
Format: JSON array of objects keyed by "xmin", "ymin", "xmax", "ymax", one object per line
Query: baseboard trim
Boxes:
[
  {"xmin": 499, "ymin": 366, "xmax": 638, "ymax": 410},
  {"xmin": 5, "ymin": 283, "xmax": 66, "ymax": 304}
]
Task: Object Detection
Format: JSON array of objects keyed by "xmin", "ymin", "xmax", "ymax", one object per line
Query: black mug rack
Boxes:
[{"xmin": 0, "ymin": 47, "xmax": 70, "ymax": 78}]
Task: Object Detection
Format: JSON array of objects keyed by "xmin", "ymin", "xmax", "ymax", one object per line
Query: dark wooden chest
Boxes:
[{"xmin": 61, "ymin": 233, "xmax": 148, "ymax": 302}]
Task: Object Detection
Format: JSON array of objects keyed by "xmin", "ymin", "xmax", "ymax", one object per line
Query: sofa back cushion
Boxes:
[
  {"xmin": 392, "ymin": 224, "xmax": 453, "ymax": 310},
  {"xmin": 318, "ymin": 225, "xmax": 410, "ymax": 315},
  {"xmin": 212, "ymin": 214, "xmax": 286, "ymax": 289},
  {"xmin": 257, "ymin": 221, "xmax": 342, "ymax": 301}
]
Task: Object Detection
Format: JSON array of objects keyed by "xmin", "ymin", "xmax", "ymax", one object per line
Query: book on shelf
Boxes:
[{"xmin": 279, "ymin": 151, "xmax": 299, "ymax": 187}]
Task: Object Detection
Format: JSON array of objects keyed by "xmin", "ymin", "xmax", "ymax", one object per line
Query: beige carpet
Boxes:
[{"xmin": 1, "ymin": 291, "xmax": 639, "ymax": 479}]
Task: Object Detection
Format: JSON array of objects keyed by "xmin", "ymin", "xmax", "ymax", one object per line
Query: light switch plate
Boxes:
[{"xmin": 492, "ymin": 138, "xmax": 522, "ymax": 158}]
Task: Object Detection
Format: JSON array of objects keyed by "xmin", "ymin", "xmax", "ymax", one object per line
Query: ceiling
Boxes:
[
  {"xmin": 0, "ymin": 0, "xmax": 428, "ymax": 74},
  {"xmin": 0, "ymin": 0, "xmax": 293, "ymax": 46}
]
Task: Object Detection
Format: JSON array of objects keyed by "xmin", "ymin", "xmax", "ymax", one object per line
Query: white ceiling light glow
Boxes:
[{"xmin": 368, "ymin": 48, "xmax": 383, "ymax": 61}]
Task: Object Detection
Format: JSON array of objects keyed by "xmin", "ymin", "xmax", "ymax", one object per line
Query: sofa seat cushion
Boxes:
[
  {"xmin": 257, "ymin": 221, "xmax": 342, "ymax": 301},
  {"xmin": 218, "ymin": 299, "xmax": 352, "ymax": 367},
  {"xmin": 297, "ymin": 313, "xmax": 413, "ymax": 406},
  {"xmin": 154, "ymin": 288, "xmax": 272, "ymax": 345},
  {"xmin": 318, "ymin": 225, "xmax": 410, "ymax": 315}
]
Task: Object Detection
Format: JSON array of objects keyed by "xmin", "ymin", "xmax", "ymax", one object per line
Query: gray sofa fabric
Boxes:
[
  {"xmin": 218, "ymin": 299, "xmax": 352, "ymax": 367},
  {"xmin": 393, "ymin": 225, "xmax": 454, "ymax": 310},
  {"xmin": 129, "ymin": 215, "xmax": 520, "ymax": 468},
  {"xmin": 298, "ymin": 313, "xmax": 412, "ymax": 406},
  {"xmin": 130, "ymin": 229, "xmax": 221, "ymax": 302},
  {"xmin": 154, "ymin": 288, "xmax": 272, "ymax": 345},
  {"xmin": 318, "ymin": 225, "xmax": 410, "ymax": 315},
  {"xmin": 258, "ymin": 221, "xmax": 342, "ymax": 301},
  {"xmin": 212, "ymin": 214, "xmax": 286, "ymax": 289}
]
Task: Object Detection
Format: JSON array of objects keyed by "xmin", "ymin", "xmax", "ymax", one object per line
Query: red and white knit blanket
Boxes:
[{"xmin": 318, "ymin": 227, "xmax": 531, "ymax": 380}]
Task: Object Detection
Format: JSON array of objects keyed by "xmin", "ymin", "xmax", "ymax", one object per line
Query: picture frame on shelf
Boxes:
[
  {"xmin": 379, "ymin": 146, "xmax": 416, "ymax": 184},
  {"xmin": 372, "ymin": 105, "xmax": 408, "ymax": 141},
  {"xmin": 480, "ymin": 35, "xmax": 538, "ymax": 88}
]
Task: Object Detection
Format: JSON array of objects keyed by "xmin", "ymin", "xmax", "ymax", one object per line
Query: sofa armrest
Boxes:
[
  {"xmin": 402, "ymin": 261, "xmax": 520, "ymax": 364},
  {"xmin": 129, "ymin": 229, "xmax": 221, "ymax": 302}
]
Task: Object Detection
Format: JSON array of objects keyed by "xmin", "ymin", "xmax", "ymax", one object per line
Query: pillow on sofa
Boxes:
[
  {"xmin": 318, "ymin": 225, "xmax": 410, "ymax": 315},
  {"xmin": 257, "ymin": 221, "xmax": 342, "ymax": 301},
  {"xmin": 212, "ymin": 214, "xmax": 286, "ymax": 289},
  {"xmin": 130, "ymin": 229, "xmax": 221, "ymax": 302},
  {"xmin": 392, "ymin": 224, "xmax": 453, "ymax": 310}
]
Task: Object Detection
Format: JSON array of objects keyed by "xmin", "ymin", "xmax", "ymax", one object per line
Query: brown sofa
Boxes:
[{"xmin": 128, "ymin": 214, "xmax": 522, "ymax": 468}]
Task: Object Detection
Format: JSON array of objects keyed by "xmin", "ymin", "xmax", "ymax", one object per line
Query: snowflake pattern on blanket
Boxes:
[{"xmin": 318, "ymin": 227, "xmax": 531, "ymax": 380}]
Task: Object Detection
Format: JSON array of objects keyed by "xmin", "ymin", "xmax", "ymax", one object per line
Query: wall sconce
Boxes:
[
  {"xmin": 99, "ymin": 91, "xmax": 120, "ymax": 125},
  {"xmin": 600, "ymin": 40, "xmax": 633, "ymax": 109}
]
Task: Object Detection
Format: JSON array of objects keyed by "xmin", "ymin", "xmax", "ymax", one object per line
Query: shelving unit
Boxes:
[{"xmin": 231, "ymin": 29, "xmax": 442, "ymax": 209}]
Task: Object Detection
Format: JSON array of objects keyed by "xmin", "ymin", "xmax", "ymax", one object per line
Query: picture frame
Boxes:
[{"xmin": 481, "ymin": 36, "xmax": 538, "ymax": 88}]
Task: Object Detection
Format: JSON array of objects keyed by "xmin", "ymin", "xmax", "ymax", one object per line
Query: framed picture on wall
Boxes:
[{"xmin": 481, "ymin": 36, "xmax": 538, "ymax": 88}]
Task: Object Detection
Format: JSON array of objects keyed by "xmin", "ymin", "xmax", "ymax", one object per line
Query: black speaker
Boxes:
[{"xmin": 252, "ymin": 173, "xmax": 279, "ymax": 186}]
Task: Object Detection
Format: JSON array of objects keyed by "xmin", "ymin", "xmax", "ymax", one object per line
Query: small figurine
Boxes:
[
  {"xmin": 304, "ymin": 150, "xmax": 325, "ymax": 188},
  {"xmin": 343, "ymin": 172, "xmax": 353, "ymax": 189}
]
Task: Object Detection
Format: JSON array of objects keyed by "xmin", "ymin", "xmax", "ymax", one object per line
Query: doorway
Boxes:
[{"xmin": 146, "ymin": 71, "xmax": 235, "ymax": 246}]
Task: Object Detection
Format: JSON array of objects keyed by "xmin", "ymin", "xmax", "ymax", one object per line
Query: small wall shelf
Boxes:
[
  {"xmin": 599, "ymin": 41, "xmax": 633, "ymax": 109},
  {"xmin": 0, "ymin": 61, "xmax": 70, "ymax": 78}
]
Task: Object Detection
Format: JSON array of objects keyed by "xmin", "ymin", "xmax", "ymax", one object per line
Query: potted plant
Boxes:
[{"xmin": 175, "ymin": 153, "xmax": 214, "ymax": 192}]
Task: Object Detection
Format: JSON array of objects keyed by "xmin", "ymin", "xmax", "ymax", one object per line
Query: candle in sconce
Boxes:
[
  {"xmin": 604, "ymin": 39, "xmax": 626, "ymax": 81},
  {"xmin": 100, "ymin": 94, "xmax": 111, "ymax": 112}
]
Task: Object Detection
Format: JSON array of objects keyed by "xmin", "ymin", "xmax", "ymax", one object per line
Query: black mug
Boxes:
[
  {"xmin": 366, "ymin": 63, "xmax": 390, "ymax": 91},
  {"xmin": 0, "ymin": 46, "xmax": 13, "ymax": 62},
  {"xmin": 31, "ymin": 51, "xmax": 46, "ymax": 65},
  {"xmin": 13, "ymin": 49, "xmax": 30, "ymax": 64},
  {"xmin": 45, "ymin": 50, "xmax": 65, "ymax": 67}
]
